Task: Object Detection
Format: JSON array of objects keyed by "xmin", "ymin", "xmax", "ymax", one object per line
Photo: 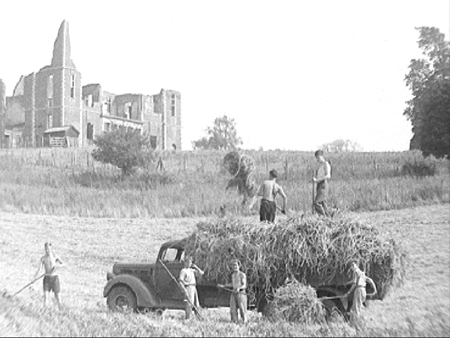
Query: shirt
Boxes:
[
  {"xmin": 353, "ymin": 269, "xmax": 367, "ymax": 287},
  {"xmin": 179, "ymin": 268, "xmax": 197, "ymax": 286},
  {"xmin": 258, "ymin": 180, "xmax": 281, "ymax": 201}
]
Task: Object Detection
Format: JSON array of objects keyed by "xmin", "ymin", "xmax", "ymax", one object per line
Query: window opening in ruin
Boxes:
[
  {"xmin": 171, "ymin": 94, "xmax": 176, "ymax": 117},
  {"xmin": 47, "ymin": 114, "xmax": 53, "ymax": 129},
  {"xmin": 87, "ymin": 123, "xmax": 94, "ymax": 141},
  {"xmin": 150, "ymin": 135, "xmax": 157, "ymax": 149},
  {"xmin": 47, "ymin": 75, "xmax": 53, "ymax": 99},
  {"xmin": 70, "ymin": 75, "xmax": 75, "ymax": 98},
  {"xmin": 48, "ymin": 99, "xmax": 53, "ymax": 108},
  {"xmin": 104, "ymin": 122, "xmax": 110, "ymax": 132}
]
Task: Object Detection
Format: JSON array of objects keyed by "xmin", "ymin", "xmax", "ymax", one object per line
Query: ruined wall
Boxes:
[
  {"xmin": 0, "ymin": 79, "xmax": 5, "ymax": 148},
  {"xmin": 112, "ymin": 94, "xmax": 142, "ymax": 121}
]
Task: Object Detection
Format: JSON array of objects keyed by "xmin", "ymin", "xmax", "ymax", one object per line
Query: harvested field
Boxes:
[{"xmin": 0, "ymin": 204, "xmax": 448, "ymax": 336}]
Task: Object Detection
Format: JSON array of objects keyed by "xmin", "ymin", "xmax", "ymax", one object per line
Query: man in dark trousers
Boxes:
[
  {"xmin": 252, "ymin": 169, "xmax": 287, "ymax": 223},
  {"xmin": 313, "ymin": 150, "xmax": 331, "ymax": 216}
]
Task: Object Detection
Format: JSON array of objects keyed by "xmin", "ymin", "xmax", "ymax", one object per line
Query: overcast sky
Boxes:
[{"xmin": 0, "ymin": 0, "xmax": 448, "ymax": 151}]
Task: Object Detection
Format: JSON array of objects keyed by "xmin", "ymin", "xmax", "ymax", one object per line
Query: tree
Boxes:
[
  {"xmin": 192, "ymin": 115, "xmax": 243, "ymax": 150},
  {"xmin": 319, "ymin": 139, "xmax": 363, "ymax": 152},
  {"xmin": 404, "ymin": 27, "xmax": 450, "ymax": 158},
  {"xmin": 92, "ymin": 128, "xmax": 153, "ymax": 176}
]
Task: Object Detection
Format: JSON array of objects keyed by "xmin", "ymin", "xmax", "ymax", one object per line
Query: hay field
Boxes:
[
  {"xmin": 0, "ymin": 149, "xmax": 448, "ymax": 218},
  {"xmin": 0, "ymin": 204, "xmax": 449, "ymax": 337}
]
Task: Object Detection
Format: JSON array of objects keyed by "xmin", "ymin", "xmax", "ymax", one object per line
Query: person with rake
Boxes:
[
  {"xmin": 345, "ymin": 261, "xmax": 377, "ymax": 322},
  {"xmin": 218, "ymin": 259, "xmax": 248, "ymax": 323},
  {"xmin": 313, "ymin": 150, "xmax": 331, "ymax": 216},
  {"xmin": 178, "ymin": 256, "xmax": 204, "ymax": 320},
  {"xmin": 252, "ymin": 169, "xmax": 287, "ymax": 223},
  {"xmin": 34, "ymin": 242, "xmax": 65, "ymax": 308}
]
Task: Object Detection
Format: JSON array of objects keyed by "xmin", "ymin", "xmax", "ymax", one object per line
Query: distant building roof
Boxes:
[{"xmin": 44, "ymin": 126, "xmax": 79, "ymax": 134}]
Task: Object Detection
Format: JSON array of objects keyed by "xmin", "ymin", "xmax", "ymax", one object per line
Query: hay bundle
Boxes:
[
  {"xmin": 264, "ymin": 281, "xmax": 326, "ymax": 323},
  {"xmin": 223, "ymin": 151, "xmax": 258, "ymax": 199},
  {"xmin": 184, "ymin": 214, "xmax": 406, "ymax": 302}
]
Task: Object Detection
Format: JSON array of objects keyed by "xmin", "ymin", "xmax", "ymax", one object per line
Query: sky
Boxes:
[{"xmin": 0, "ymin": 0, "xmax": 448, "ymax": 152}]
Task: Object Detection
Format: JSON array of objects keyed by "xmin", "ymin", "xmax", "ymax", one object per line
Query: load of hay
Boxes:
[
  {"xmin": 223, "ymin": 151, "xmax": 258, "ymax": 202},
  {"xmin": 263, "ymin": 280, "xmax": 326, "ymax": 324},
  {"xmin": 184, "ymin": 213, "xmax": 406, "ymax": 304}
]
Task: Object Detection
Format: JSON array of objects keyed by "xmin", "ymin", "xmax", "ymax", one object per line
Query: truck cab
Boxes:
[{"xmin": 103, "ymin": 240, "xmax": 229, "ymax": 313}]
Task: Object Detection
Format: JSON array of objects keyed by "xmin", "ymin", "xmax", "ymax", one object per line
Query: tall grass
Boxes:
[{"xmin": 0, "ymin": 148, "xmax": 448, "ymax": 218}]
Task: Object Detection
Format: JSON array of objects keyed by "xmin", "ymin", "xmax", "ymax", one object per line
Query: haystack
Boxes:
[
  {"xmin": 184, "ymin": 213, "xmax": 406, "ymax": 304},
  {"xmin": 263, "ymin": 281, "xmax": 326, "ymax": 323},
  {"xmin": 223, "ymin": 151, "xmax": 258, "ymax": 201}
]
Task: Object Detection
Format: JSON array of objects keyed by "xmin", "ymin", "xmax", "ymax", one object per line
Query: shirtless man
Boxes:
[
  {"xmin": 34, "ymin": 242, "xmax": 65, "ymax": 308},
  {"xmin": 253, "ymin": 169, "xmax": 287, "ymax": 223}
]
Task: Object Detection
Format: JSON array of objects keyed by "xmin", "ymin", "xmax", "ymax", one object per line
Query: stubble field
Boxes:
[{"xmin": 0, "ymin": 204, "xmax": 449, "ymax": 337}]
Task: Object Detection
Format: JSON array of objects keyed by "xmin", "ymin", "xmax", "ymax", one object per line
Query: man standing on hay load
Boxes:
[
  {"xmin": 345, "ymin": 261, "xmax": 377, "ymax": 322},
  {"xmin": 313, "ymin": 150, "xmax": 331, "ymax": 216},
  {"xmin": 253, "ymin": 169, "xmax": 287, "ymax": 223},
  {"xmin": 178, "ymin": 256, "xmax": 204, "ymax": 320}
]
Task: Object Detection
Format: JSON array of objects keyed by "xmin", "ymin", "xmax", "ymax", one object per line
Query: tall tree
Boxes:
[
  {"xmin": 404, "ymin": 27, "xmax": 450, "ymax": 158},
  {"xmin": 192, "ymin": 115, "xmax": 243, "ymax": 150}
]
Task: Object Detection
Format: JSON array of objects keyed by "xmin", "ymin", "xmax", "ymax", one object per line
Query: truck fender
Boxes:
[{"xmin": 103, "ymin": 274, "xmax": 160, "ymax": 308}]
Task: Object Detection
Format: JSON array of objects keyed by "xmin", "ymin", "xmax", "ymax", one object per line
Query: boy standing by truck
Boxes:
[
  {"xmin": 218, "ymin": 259, "xmax": 248, "ymax": 323},
  {"xmin": 178, "ymin": 256, "xmax": 204, "ymax": 320}
]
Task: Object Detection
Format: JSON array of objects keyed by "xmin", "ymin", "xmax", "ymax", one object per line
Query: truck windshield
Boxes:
[{"xmin": 161, "ymin": 248, "xmax": 184, "ymax": 262}]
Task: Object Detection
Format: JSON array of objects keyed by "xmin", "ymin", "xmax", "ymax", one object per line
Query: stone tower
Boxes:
[{"xmin": 23, "ymin": 20, "xmax": 82, "ymax": 147}]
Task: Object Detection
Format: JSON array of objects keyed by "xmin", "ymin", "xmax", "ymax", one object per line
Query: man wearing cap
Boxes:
[{"xmin": 255, "ymin": 169, "xmax": 287, "ymax": 223}]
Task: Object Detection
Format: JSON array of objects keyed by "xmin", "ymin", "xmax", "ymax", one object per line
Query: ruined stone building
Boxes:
[{"xmin": 0, "ymin": 21, "xmax": 181, "ymax": 150}]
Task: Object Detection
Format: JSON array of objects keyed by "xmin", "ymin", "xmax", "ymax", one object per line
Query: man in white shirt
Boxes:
[
  {"xmin": 345, "ymin": 261, "xmax": 377, "ymax": 321},
  {"xmin": 178, "ymin": 256, "xmax": 204, "ymax": 319},
  {"xmin": 313, "ymin": 150, "xmax": 331, "ymax": 216}
]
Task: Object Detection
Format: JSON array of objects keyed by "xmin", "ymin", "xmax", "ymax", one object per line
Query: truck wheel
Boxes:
[
  {"xmin": 321, "ymin": 299, "xmax": 344, "ymax": 322},
  {"xmin": 107, "ymin": 286, "xmax": 137, "ymax": 312}
]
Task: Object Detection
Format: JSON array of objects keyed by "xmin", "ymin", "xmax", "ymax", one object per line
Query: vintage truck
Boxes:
[{"xmin": 103, "ymin": 239, "xmax": 365, "ymax": 317}]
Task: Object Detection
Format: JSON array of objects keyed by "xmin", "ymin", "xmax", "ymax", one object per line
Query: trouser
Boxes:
[
  {"xmin": 230, "ymin": 292, "xmax": 247, "ymax": 323},
  {"xmin": 184, "ymin": 285, "xmax": 200, "ymax": 319},
  {"xmin": 260, "ymin": 199, "xmax": 276, "ymax": 223},
  {"xmin": 314, "ymin": 181, "xmax": 329, "ymax": 216},
  {"xmin": 350, "ymin": 287, "xmax": 366, "ymax": 317}
]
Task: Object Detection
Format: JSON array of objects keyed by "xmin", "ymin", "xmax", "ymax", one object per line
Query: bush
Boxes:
[
  {"xmin": 400, "ymin": 157, "xmax": 437, "ymax": 177},
  {"xmin": 92, "ymin": 129, "xmax": 153, "ymax": 176}
]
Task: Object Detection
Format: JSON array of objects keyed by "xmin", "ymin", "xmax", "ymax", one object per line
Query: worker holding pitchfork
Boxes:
[
  {"xmin": 178, "ymin": 256, "xmax": 204, "ymax": 320},
  {"xmin": 218, "ymin": 259, "xmax": 248, "ymax": 323},
  {"xmin": 313, "ymin": 150, "xmax": 331, "ymax": 216},
  {"xmin": 34, "ymin": 242, "xmax": 65, "ymax": 308}
]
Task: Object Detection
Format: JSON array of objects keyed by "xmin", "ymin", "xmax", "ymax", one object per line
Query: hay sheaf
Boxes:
[
  {"xmin": 264, "ymin": 281, "xmax": 326, "ymax": 324},
  {"xmin": 223, "ymin": 151, "xmax": 258, "ymax": 198},
  {"xmin": 184, "ymin": 214, "xmax": 406, "ymax": 301}
]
